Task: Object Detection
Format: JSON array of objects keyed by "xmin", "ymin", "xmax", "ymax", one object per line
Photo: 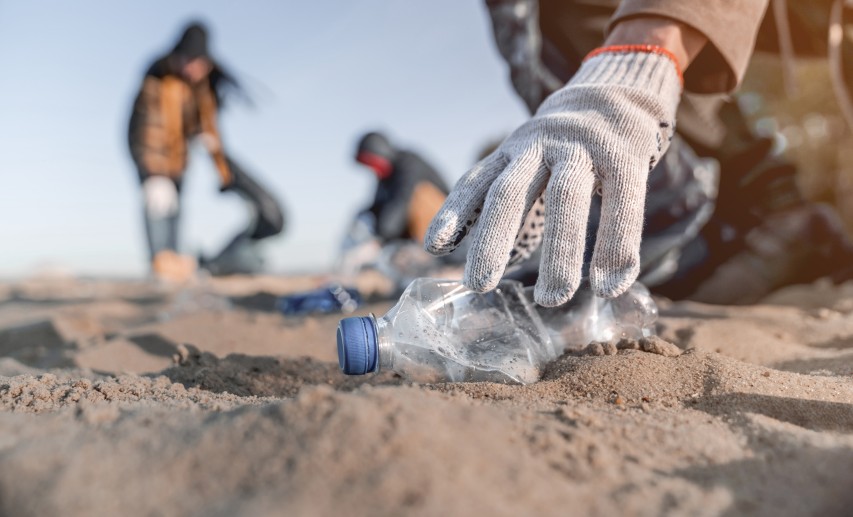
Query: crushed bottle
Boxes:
[
  {"xmin": 336, "ymin": 278, "xmax": 657, "ymax": 384},
  {"xmin": 278, "ymin": 284, "xmax": 362, "ymax": 316},
  {"xmin": 532, "ymin": 281, "xmax": 657, "ymax": 353}
]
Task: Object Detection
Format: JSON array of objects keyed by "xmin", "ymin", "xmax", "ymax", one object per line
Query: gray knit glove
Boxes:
[{"xmin": 425, "ymin": 49, "xmax": 682, "ymax": 306}]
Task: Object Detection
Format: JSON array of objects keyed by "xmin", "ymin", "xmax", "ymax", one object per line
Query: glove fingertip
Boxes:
[
  {"xmin": 425, "ymin": 207, "xmax": 481, "ymax": 255},
  {"xmin": 589, "ymin": 265, "xmax": 639, "ymax": 299},
  {"xmin": 463, "ymin": 262, "xmax": 502, "ymax": 294},
  {"xmin": 424, "ymin": 224, "xmax": 465, "ymax": 256},
  {"xmin": 424, "ymin": 240, "xmax": 455, "ymax": 256},
  {"xmin": 533, "ymin": 283, "xmax": 576, "ymax": 307}
]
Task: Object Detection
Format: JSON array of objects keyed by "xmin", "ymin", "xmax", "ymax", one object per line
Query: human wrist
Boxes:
[
  {"xmin": 569, "ymin": 50, "xmax": 682, "ymax": 110},
  {"xmin": 606, "ymin": 16, "xmax": 707, "ymax": 72},
  {"xmin": 583, "ymin": 45, "xmax": 683, "ymax": 87}
]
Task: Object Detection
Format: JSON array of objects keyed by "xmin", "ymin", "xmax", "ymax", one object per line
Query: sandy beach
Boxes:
[{"xmin": 0, "ymin": 274, "xmax": 851, "ymax": 516}]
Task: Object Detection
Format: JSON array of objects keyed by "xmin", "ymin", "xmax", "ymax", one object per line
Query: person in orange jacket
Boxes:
[{"xmin": 128, "ymin": 22, "xmax": 284, "ymax": 281}]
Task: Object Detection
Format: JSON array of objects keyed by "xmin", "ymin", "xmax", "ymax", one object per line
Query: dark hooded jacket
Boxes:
[{"xmin": 357, "ymin": 132, "xmax": 450, "ymax": 243}]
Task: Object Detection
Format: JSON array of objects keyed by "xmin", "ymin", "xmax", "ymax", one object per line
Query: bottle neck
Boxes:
[{"xmin": 374, "ymin": 314, "xmax": 393, "ymax": 373}]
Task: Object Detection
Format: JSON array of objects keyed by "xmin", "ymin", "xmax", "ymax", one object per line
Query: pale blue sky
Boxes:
[{"xmin": 0, "ymin": 1, "xmax": 528, "ymax": 278}]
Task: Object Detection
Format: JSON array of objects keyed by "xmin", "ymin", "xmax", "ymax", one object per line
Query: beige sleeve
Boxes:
[
  {"xmin": 196, "ymin": 83, "xmax": 233, "ymax": 187},
  {"xmin": 609, "ymin": 0, "xmax": 770, "ymax": 93}
]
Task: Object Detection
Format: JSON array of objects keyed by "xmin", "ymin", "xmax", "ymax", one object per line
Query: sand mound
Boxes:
[
  {"xmin": 162, "ymin": 344, "xmax": 403, "ymax": 397},
  {"xmin": 0, "ymin": 276, "xmax": 850, "ymax": 516}
]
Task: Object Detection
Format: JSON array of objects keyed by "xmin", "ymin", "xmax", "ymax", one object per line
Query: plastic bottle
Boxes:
[
  {"xmin": 533, "ymin": 281, "xmax": 658, "ymax": 353},
  {"xmin": 278, "ymin": 284, "xmax": 362, "ymax": 316},
  {"xmin": 336, "ymin": 278, "xmax": 657, "ymax": 384}
]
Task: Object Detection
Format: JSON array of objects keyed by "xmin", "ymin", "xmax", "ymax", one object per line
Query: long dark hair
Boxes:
[{"xmin": 156, "ymin": 21, "xmax": 248, "ymax": 107}]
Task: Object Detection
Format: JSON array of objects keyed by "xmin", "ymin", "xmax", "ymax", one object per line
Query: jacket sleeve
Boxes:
[
  {"xmin": 196, "ymin": 82, "xmax": 233, "ymax": 188},
  {"xmin": 609, "ymin": 0, "xmax": 770, "ymax": 93},
  {"xmin": 128, "ymin": 77, "xmax": 166, "ymax": 175}
]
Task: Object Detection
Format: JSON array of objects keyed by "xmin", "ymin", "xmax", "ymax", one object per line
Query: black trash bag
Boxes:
[{"xmin": 201, "ymin": 157, "xmax": 285, "ymax": 276}]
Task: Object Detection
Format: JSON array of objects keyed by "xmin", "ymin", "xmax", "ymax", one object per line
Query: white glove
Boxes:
[
  {"xmin": 425, "ymin": 48, "xmax": 682, "ymax": 306},
  {"xmin": 198, "ymin": 132, "xmax": 222, "ymax": 153},
  {"xmin": 142, "ymin": 176, "xmax": 179, "ymax": 219}
]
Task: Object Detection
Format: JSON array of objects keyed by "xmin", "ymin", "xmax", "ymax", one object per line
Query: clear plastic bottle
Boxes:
[
  {"xmin": 336, "ymin": 278, "xmax": 657, "ymax": 384},
  {"xmin": 533, "ymin": 281, "xmax": 658, "ymax": 352}
]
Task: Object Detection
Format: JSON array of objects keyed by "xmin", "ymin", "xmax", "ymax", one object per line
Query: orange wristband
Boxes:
[{"xmin": 584, "ymin": 45, "xmax": 684, "ymax": 85}]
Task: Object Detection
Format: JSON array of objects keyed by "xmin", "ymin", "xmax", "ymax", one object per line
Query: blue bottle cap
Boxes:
[{"xmin": 337, "ymin": 316, "xmax": 378, "ymax": 375}]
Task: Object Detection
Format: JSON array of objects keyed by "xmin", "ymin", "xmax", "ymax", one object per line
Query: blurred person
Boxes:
[
  {"xmin": 334, "ymin": 132, "xmax": 456, "ymax": 291},
  {"xmin": 354, "ymin": 131, "xmax": 449, "ymax": 246},
  {"xmin": 128, "ymin": 22, "xmax": 284, "ymax": 282},
  {"xmin": 423, "ymin": 0, "xmax": 853, "ymax": 305}
]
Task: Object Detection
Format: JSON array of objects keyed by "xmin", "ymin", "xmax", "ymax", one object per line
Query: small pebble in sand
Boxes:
[
  {"xmin": 617, "ymin": 336, "xmax": 682, "ymax": 357},
  {"xmin": 579, "ymin": 337, "xmax": 682, "ymax": 358},
  {"xmin": 582, "ymin": 342, "xmax": 619, "ymax": 356},
  {"xmin": 639, "ymin": 336, "xmax": 682, "ymax": 357},
  {"xmin": 616, "ymin": 338, "xmax": 640, "ymax": 351},
  {"xmin": 585, "ymin": 342, "xmax": 605, "ymax": 356}
]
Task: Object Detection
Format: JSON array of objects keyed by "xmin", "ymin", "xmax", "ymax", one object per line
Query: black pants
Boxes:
[
  {"xmin": 201, "ymin": 158, "xmax": 286, "ymax": 276},
  {"xmin": 140, "ymin": 158, "xmax": 285, "ymax": 275}
]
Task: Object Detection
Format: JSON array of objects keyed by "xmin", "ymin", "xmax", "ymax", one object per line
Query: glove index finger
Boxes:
[
  {"xmin": 424, "ymin": 153, "xmax": 506, "ymax": 255},
  {"xmin": 590, "ymin": 157, "xmax": 649, "ymax": 298},
  {"xmin": 534, "ymin": 146, "xmax": 594, "ymax": 307},
  {"xmin": 464, "ymin": 149, "xmax": 547, "ymax": 292}
]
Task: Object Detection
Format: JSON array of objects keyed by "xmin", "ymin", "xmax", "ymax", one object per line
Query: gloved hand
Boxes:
[{"xmin": 425, "ymin": 47, "xmax": 682, "ymax": 306}]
